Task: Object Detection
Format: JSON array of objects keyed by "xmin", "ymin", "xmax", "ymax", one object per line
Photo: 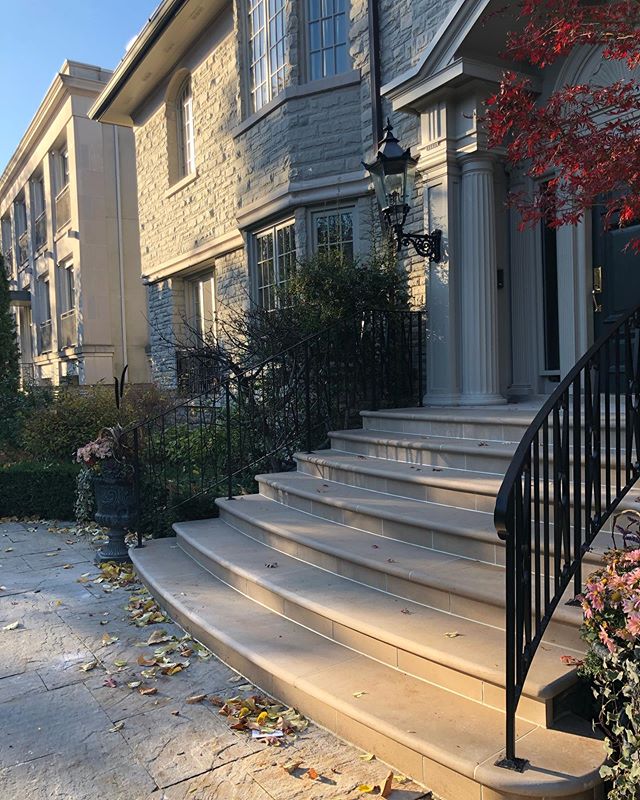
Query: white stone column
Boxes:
[{"xmin": 459, "ymin": 155, "xmax": 504, "ymax": 404}]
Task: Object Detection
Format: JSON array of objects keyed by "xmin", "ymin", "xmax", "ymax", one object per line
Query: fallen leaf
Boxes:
[
  {"xmin": 353, "ymin": 691, "xmax": 367, "ymax": 698},
  {"xmin": 283, "ymin": 760, "xmax": 301, "ymax": 773},
  {"xmin": 2, "ymin": 621, "xmax": 20, "ymax": 631},
  {"xmin": 137, "ymin": 654, "xmax": 157, "ymax": 667},
  {"xmin": 79, "ymin": 661, "xmax": 98, "ymax": 672},
  {"xmin": 147, "ymin": 629, "xmax": 172, "ymax": 645},
  {"xmin": 393, "ymin": 774, "xmax": 408, "ymax": 784},
  {"xmin": 127, "ymin": 681, "xmax": 142, "ymax": 689},
  {"xmin": 560, "ymin": 655, "xmax": 584, "ymax": 666},
  {"xmin": 186, "ymin": 694, "xmax": 207, "ymax": 704},
  {"xmin": 264, "ymin": 562, "xmax": 278, "ymax": 568},
  {"xmin": 62, "ymin": 564, "xmax": 73, "ymax": 570},
  {"xmin": 445, "ymin": 631, "xmax": 461, "ymax": 638},
  {"xmin": 103, "ymin": 676, "xmax": 118, "ymax": 688},
  {"xmin": 381, "ymin": 771, "xmax": 394, "ymax": 798},
  {"xmin": 0, "ymin": 586, "xmax": 6, "ymax": 591},
  {"xmin": 110, "ymin": 721, "xmax": 125, "ymax": 732},
  {"xmin": 101, "ymin": 633, "xmax": 118, "ymax": 646},
  {"xmin": 307, "ymin": 768, "xmax": 319, "ymax": 780},
  {"xmin": 4, "ymin": 547, "xmax": 13, "ymax": 552},
  {"xmin": 113, "ymin": 659, "xmax": 128, "ymax": 669},
  {"xmin": 400, "ymin": 608, "xmax": 413, "ymax": 615},
  {"xmin": 139, "ymin": 686, "xmax": 157, "ymax": 696},
  {"xmin": 357, "ymin": 785, "xmax": 377, "ymax": 794},
  {"xmin": 359, "ymin": 753, "xmax": 375, "ymax": 761}
]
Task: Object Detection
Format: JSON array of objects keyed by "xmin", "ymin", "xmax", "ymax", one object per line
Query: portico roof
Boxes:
[{"xmin": 383, "ymin": 0, "xmax": 538, "ymax": 112}]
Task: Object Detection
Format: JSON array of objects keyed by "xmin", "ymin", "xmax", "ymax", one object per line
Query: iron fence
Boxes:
[
  {"xmin": 494, "ymin": 305, "xmax": 640, "ymax": 769},
  {"xmin": 128, "ymin": 309, "xmax": 425, "ymax": 538}
]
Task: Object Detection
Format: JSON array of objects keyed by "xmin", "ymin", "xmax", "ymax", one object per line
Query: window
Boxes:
[
  {"xmin": 53, "ymin": 148, "xmax": 69, "ymax": 195},
  {"xmin": 313, "ymin": 209, "xmax": 354, "ymax": 259},
  {"xmin": 308, "ymin": 0, "xmax": 348, "ymax": 80},
  {"xmin": 57, "ymin": 262, "xmax": 75, "ymax": 314},
  {"xmin": 188, "ymin": 273, "xmax": 216, "ymax": 341},
  {"xmin": 255, "ymin": 220, "xmax": 296, "ymax": 311},
  {"xmin": 248, "ymin": 0, "xmax": 286, "ymax": 113},
  {"xmin": 31, "ymin": 176, "xmax": 46, "ymax": 251},
  {"xmin": 177, "ymin": 78, "xmax": 195, "ymax": 177},
  {"xmin": 1, "ymin": 216, "xmax": 12, "ymax": 269}
]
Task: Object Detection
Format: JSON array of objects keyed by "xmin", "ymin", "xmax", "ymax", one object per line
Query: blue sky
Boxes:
[{"xmin": 0, "ymin": 0, "xmax": 160, "ymax": 169}]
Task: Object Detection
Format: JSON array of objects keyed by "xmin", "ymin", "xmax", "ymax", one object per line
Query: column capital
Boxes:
[{"xmin": 458, "ymin": 152, "xmax": 499, "ymax": 174}]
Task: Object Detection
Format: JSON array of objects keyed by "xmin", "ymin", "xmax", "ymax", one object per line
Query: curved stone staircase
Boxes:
[{"xmin": 132, "ymin": 405, "xmax": 608, "ymax": 800}]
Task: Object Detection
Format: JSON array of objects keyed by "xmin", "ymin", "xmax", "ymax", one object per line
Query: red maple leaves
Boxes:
[{"xmin": 485, "ymin": 0, "xmax": 640, "ymax": 248}]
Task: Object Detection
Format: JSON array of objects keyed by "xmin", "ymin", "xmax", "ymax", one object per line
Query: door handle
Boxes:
[{"xmin": 592, "ymin": 266, "xmax": 603, "ymax": 312}]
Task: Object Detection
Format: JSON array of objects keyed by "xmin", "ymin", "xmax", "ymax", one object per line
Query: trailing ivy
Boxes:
[{"xmin": 579, "ymin": 548, "xmax": 640, "ymax": 798}]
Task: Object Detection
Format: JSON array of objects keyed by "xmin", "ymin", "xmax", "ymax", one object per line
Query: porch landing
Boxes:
[{"xmin": 132, "ymin": 403, "xmax": 612, "ymax": 800}]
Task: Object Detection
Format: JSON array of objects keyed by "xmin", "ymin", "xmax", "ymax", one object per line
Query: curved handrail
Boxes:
[
  {"xmin": 128, "ymin": 308, "xmax": 425, "ymax": 538},
  {"xmin": 495, "ymin": 302, "xmax": 640, "ymax": 769}
]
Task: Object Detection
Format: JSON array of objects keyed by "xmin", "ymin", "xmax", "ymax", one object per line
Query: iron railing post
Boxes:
[
  {"xmin": 226, "ymin": 383, "xmax": 233, "ymax": 500},
  {"xmin": 417, "ymin": 311, "xmax": 424, "ymax": 408},
  {"xmin": 133, "ymin": 426, "xmax": 143, "ymax": 549},
  {"xmin": 304, "ymin": 339, "xmax": 312, "ymax": 453}
]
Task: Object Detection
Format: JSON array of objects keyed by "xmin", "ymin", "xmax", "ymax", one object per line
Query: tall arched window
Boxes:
[{"xmin": 176, "ymin": 78, "xmax": 195, "ymax": 177}]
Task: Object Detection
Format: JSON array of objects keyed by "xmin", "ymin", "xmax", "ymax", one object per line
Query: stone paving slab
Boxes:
[{"xmin": 0, "ymin": 520, "xmax": 431, "ymax": 800}]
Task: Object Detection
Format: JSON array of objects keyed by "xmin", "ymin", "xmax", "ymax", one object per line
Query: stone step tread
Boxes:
[
  {"xmin": 175, "ymin": 516, "xmax": 583, "ymax": 700},
  {"xmin": 330, "ymin": 428, "xmax": 519, "ymax": 456},
  {"xmin": 222, "ymin": 485, "xmax": 584, "ymax": 631},
  {"xmin": 295, "ymin": 449, "xmax": 628, "ymax": 507},
  {"xmin": 132, "ymin": 539, "xmax": 604, "ymax": 797},
  {"xmin": 361, "ymin": 405, "xmax": 626, "ymax": 425},
  {"xmin": 331, "ymin": 427, "xmax": 628, "ymax": 462},
  {"xmin": 256, "ymin": 471, "xmax": 609, "ymax": 564},
  {"xmin": 296, "ymin": 449, "xmax": 511, "ymax": 496}
]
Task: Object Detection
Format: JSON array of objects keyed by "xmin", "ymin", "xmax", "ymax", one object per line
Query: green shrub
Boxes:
[
  {"xmin": 20, "ymin": 384, "xmax": 172, "ymax": 463},
  {"xmin": 0, "ymin": 462, "xmax": 80, "ymax": 519}
]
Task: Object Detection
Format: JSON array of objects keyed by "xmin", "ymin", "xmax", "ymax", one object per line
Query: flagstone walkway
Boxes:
[{"xmin": 0, "ymin": 520, "xmax": 429, "ymax": 800}]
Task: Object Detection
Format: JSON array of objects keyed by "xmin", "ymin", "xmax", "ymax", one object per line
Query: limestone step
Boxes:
[
  {"xmin": 131, "ymin": 539, "xmax": 604, "ymax": 800},
  {"xmin": 295, "ymin": 449, "xmax": 502, "ymax": 513},
  {"xmin": 256, "ymin": 471, "xmax": 608, "ymax": 571},
  {"xmin": 361, "ymin": 404, "xmax": 630, "ymax": 444},
  {"xmin": 175, "ymin": 515, "xmax": 584, "ymax": 726},
  {"xmin": 294, "ymin": 449, "xmax": 628, "ymax": 518},
  {"xmin": 329, "ymin": 428, "xmax": 629, "ymax": 484},
  {"xmin": 218, "ymin": 488, "xmax": 584, "ymax": 648}
]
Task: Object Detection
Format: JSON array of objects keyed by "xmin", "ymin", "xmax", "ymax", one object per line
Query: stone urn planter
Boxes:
[{"xmin": 93, "ymin": 472, "xmax": 136, "ymax": 565}]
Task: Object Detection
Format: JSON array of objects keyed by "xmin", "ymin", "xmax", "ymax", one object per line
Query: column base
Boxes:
[{"xmin": 458, "ymin": 393, "xmax": 507, "ymax": 406}]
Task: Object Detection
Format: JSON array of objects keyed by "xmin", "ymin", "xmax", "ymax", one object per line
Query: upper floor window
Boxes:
[
  {"xmin": 308, "ymin": 0, "xmax": 348, "ymax": 80},
  {"xmin": 254, "ymin": 220, "xmax": 296, "ymax": 311},
  {"xmin": 31, "ymin": 175, "xmax": 47, "ymax": 251},
  {"xmin": 53, "ymin": 148, "xmax": 69, "ymax": 196},
  {"xmin": 248, "ymin": 0, "xmax": 286, "ymax": 113},
  {"xmin": 1, "ymin": 216, "xmax": 12, "ymax": 265},
  {"xmin": 177, "ymin": 78, "xmax": 195, "ymax": 177},
  {"xmin": 312, "ymin": 208, "xmax": 354, "ymax": 259},
  {"xmin": 57, "ymin": 261, "xmax": 75, "ymax": 315}
]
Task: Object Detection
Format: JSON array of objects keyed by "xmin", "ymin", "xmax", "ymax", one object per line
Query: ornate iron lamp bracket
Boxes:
[{"xmin": 394, "ymin": 227, "xmax": 442, "ymax": 262}]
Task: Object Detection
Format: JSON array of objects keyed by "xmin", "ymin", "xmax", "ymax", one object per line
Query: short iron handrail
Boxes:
[
  {"xmin": 127, "ymin": 309, "xmax": 425, "ymax": 540},
  {"xmin": 495, "ymin": 304, "xmax": 640, "ymax": 770}
]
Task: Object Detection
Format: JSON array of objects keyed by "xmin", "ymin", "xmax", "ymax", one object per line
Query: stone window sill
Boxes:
[
  {"xmin": 232, "ymin": 70, "xmax": 361, "ymax": 139},
  {"xmin": 165, "ymin": 170, "xmax": 198, "ymax": 199}
]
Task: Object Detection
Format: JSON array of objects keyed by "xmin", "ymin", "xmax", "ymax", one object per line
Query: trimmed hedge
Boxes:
[{"xmin": 0, "ymin": 462, "xmax": 80, "ymax": 519}]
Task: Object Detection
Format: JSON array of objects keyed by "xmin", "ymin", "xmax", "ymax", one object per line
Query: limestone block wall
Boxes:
[{"xmin": 133, "ymin": 0, "xmax": 454, "ymax": 385}]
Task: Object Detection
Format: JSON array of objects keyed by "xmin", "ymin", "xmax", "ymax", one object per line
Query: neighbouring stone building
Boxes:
[
  {"xmin": 90, "ymin": 0, "xmax": 639, "ymax": 403},
  {"xmin": 0, "ymin": 61, "xmax": 149, "ymax": 386}
]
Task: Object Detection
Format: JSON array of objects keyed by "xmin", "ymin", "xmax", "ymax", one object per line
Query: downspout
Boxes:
[
  {"xmin": 113, "ymin": 126, "xmax": 128, "ymax": 370},
  {"xmin": 368, "ymin": 0, "xmax": 383, "ymax": 147}
]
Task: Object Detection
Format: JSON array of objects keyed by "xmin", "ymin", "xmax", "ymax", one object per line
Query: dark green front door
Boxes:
[{"xmin": 593, "ymin": 210, "xmax": 640, "ymax": 341}]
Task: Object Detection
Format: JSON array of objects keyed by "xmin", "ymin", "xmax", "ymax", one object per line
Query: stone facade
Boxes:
[
  {"xmin": 0, "ymin": 62, "xmax": 149, "ymax": 386},
  {"xmin": 92, "ymin": 0, "xmax": 454, "ymax": 388}
]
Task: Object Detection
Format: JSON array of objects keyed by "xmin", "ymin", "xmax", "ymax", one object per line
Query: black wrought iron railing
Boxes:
[
  {"xmin": 175, "ymin": 348, "xmax": 221, "ymax": 396},
  {"xmin": 494, "ymin": 305, "xmax": 640, "ymax": 770},
  {"xmin": 128, "ymin": 309, "xmax": 425, "ymax": 538}
]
